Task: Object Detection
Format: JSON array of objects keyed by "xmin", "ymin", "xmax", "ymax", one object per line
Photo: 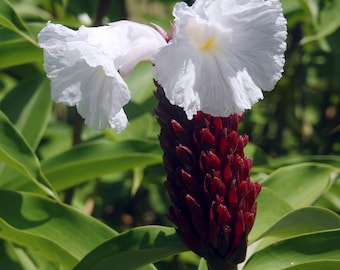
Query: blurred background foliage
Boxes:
[{"xmin": 0, "ymin": 0, "xmax": 339, "ymax": 269}]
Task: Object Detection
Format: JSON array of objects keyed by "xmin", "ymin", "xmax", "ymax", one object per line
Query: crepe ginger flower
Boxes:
[
  {"xmin": 38, "ymin": 21, "xmax": 166, "ymax": 131},
  {"xmin": 155, "ymin": 84, "xmax": 261, "ymax": 270},
  {"xmin": 153, "ymin": 0, "xmax": 287, "ymax": 119}
]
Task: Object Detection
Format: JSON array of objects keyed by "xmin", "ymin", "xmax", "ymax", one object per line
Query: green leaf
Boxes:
[
  {"xmin": 10, "ymin": 3, "xmax": 52, "ymax": 21},
  {"xmin": 0, "ymin": 241, "xmax": 22, "ymax": 270},
  {"xmin": 131, "ymin": 167, "xmax": 145, "ymax": 196},
  {"xmin": 0, "ymin": 0, "xmax": 36, "ymax": 45},
  {"xmin": 0, "ymin": 73, "xmax": 16, "ymax": 100},
  {"xmin": 0, "ymin": 111, "xmax": 56, "ymax": 197},
  {"xmin": 0, "ymin": 36, "xmax": 42, "ymax": 68},
  {"xmin": 272, "ymin": 155, "xmax": 340, "ymax": 169},
  {"xmin": 261, "ymin": 207, "xmax": 340, "ymax": 239},
  {"xmin": 1, "ymin": 76, "xmax": 52, "ymax": 150},
  {"xmin": 106, "ymin": 111, "xmax": 156, "ymax": 141},
  {"xmin": 0, "ymin": 189, "xmax": 117, "ymax": 269},
  {"xmin": 315, "ymin": 174, "xmax": 340, "ymax": 211},
  {"xmin": 137, "ymin": 264, "xmax": 158, "ymax": 270},
  {"xmin": 4, "ymin": 243, "xmax": 60, "ymax": 270},
  {"xmin": 74, "ymin": 226, "xmax": 187, "ymax": 270},
  {"xmin": 244, "ymin": 142, "xmax": 270, "ymax": 167},
  {"xmin": 300, "ymin": 1, "xmax": 340, "ymax": 45},
  {"xmin": 198, "ymin": 258, "xmax": 209, "ymax": 270},
  {"xmin": 248, "ymin": 187, "xmax": 292, "ymax": 244},
  {"xmin": 261, "ymin": 163, "xmax": 333, "ymax": 208},
  {"xmin": 126, "ymin": 62, "xmax": 155, "ymax": 104},
  {"xmin": 0, "ymin": 76, "xmax": 52, "ymax": 195},
  {"xmin": 42, "ymin": 139, "xmax": 163, "ymax": 191},
  {"xmin": 281, "ymin": 261, "xmax": 340, "ymax": 270},
  {"xmin": 244, "ymin": 229, "xmax": 340, "ymax": 270}
]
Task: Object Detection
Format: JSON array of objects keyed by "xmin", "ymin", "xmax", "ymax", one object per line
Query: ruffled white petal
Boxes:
[
  {"xmin": 106, "ymin": 21, "xmax": 167, "ymax": 76},
  {"xmin": 38, "ymin": 21, "xmax": 166, "ymax": 131},
  {"xmin": 153, "ymin": 0, "xmax": 287, "ymax": 119}
]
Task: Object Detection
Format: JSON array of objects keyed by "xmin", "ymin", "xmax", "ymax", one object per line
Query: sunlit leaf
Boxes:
[
  {"xmin": 0, "ymin": 38, "xmax": 42, "ymax": 68},
  {"xmin": 1, "ymin": 76, "xmax": 51, "ymax": 150},
  {"xmin": 0, "ymin": 0, "xmax": 36, "ymax": 45},
  {"xmin": 261, "ymin": 207, "xmax": 340, "ymax": 239},
  {"xmin": 244, "ymin": 229, "xmax": 340, "ymax": 270},
  {"xmin": 281, "ymin": 261, "xmax": 340, "ymax": 270},
  {"xmin": 42, "ymin": 139, "xmax": 162, "ymax": 191},
  {"xmin": 249, "ymin": 187, "xmax": 292, "ymax": 244},
  {"xmin": 0, "ymin": 111, "xmax": 56, "ymax": 197},
  {"xmin": 74, "ymin": 226, "xmax": 187, "ymax": 270},
  {"xmin": 261, "ymin": 163, "xmax": 333, "ymax": 208},
  {"xmin": 0, "ymin": 189, "xmax": 117, "ymax": 269},
  {"xmin": 274, "ymin": 155, "xmax": 340, "ymax": 170}
]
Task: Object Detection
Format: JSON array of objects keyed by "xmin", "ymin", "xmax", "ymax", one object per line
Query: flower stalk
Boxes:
[{"xmin": 155, "ymin": 83, "xmax": 261, "ymax": 269}]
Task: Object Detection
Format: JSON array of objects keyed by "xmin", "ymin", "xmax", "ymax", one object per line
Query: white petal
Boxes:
[
  {"xmin": 108, "ymin": 109, "xmax": 129, "ymax": 133},
  {"xmin": 74, "ymin": 64, "xmax": 130, "ymax": 131},
  {"xmin": 153, "ymin": 0, "xmax": 287, "ymax": 118},
  {"xmin": 38, "ymin": 21, "xmax": 166, "ymax": 131},
  {"xmin": 106, "ymin": 21, "xmax": 167, "ymax": 76},
  {"xmin": 77, "ymin": 21, "xmax": 166, "ymax": 76},
  {"xmin": 38, "ymin": 22, "xmax": 130, "ymax": 131}
]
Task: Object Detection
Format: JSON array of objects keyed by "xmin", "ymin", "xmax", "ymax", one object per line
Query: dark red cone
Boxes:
[{"xmin": 155, "ymin": 83, "xmax": 261, "ymax": 270}]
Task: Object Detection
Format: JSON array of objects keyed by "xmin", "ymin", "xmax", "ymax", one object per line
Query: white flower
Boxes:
[
  {"xmin": 38, "ymin": 21, "xmax": 166, "ymax": 131},
  {"xmin": 152, "ymin": 0, "xmax": 287, "ymax": 119}
]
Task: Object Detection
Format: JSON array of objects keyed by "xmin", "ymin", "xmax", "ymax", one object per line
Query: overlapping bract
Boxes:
[{"xmin": 155, "ymin": 84, "xmax": 261, "ymax": 269}]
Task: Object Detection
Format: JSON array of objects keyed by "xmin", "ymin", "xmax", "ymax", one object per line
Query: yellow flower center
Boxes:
[
  {"xmin": 199, "ymin": 37, "xmax": 216, "ymax": 51},
  {"xmin": 186, "ymin": 17, "xmax": 217, "ymax": 52}
]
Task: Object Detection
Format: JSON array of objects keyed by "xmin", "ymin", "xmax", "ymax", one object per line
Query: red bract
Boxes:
[{"xmin": 155, "ymin": 84, "xmax": 261, "ymax": 270}]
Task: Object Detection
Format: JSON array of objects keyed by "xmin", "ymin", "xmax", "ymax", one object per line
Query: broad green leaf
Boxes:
[
  {"xmin": 272, "ymin": 155, "xmax": 340, "ymax": 169},
  {"xmin": 261, "ymin": 163, "xmax": 333, "ymax": 208},
  {"xmin": 1, "ymin": 76, "xmax": 51, "ymax": 150},
  {"xmin": 282, "ymin": 261, "xmax": 340, "ymax": 270},
  {"xmin": 0, "ymin": 0, "xmax": 36, "ymax": 45},
  {"xmin": 0, "ymin": 111, "xmax": 56, "ymax": 197},
  {"xmin": 248, "ymin": 187, "xmax": 292, "ymax": 244},
  {"xmin": 244, "ymin": 229, "xmax": 340, "ymax": 270},
  {"xmin": 0, "ymin": 37, "xmax": 42, "ymax": 68},
  {"xmin": 42, "ymin": 140, "xmax": 162, "ymax": 191},
  {"xmin": 261, "ymin": 207, "xmax": 340, "ymax": 239},
  {"xmin": 0, "ymin": 76, "xmax": 52, "ymax": 195},
  {"xmin": 315, "ymin": 174, "xmax": 340, "ymax": 211},
  {"xmin": 0, "ymin": 189, "xmax": 117, "ymax": 269},
  {"xmin": 251, "ymin": 207, "xmax": 340, "ymax": 254},
  {"xmin": 3, "ymin": 243, "xmax": 59, "ymax": 270},
  {"xmin": 74, "ymin": 226, "xmax": 187, "ymax": 270}
]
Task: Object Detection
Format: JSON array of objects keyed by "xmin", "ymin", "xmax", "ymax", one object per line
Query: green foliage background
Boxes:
[{"xmin": 0, "ymin": 0, "xmax": 339, "ymax": 269}]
